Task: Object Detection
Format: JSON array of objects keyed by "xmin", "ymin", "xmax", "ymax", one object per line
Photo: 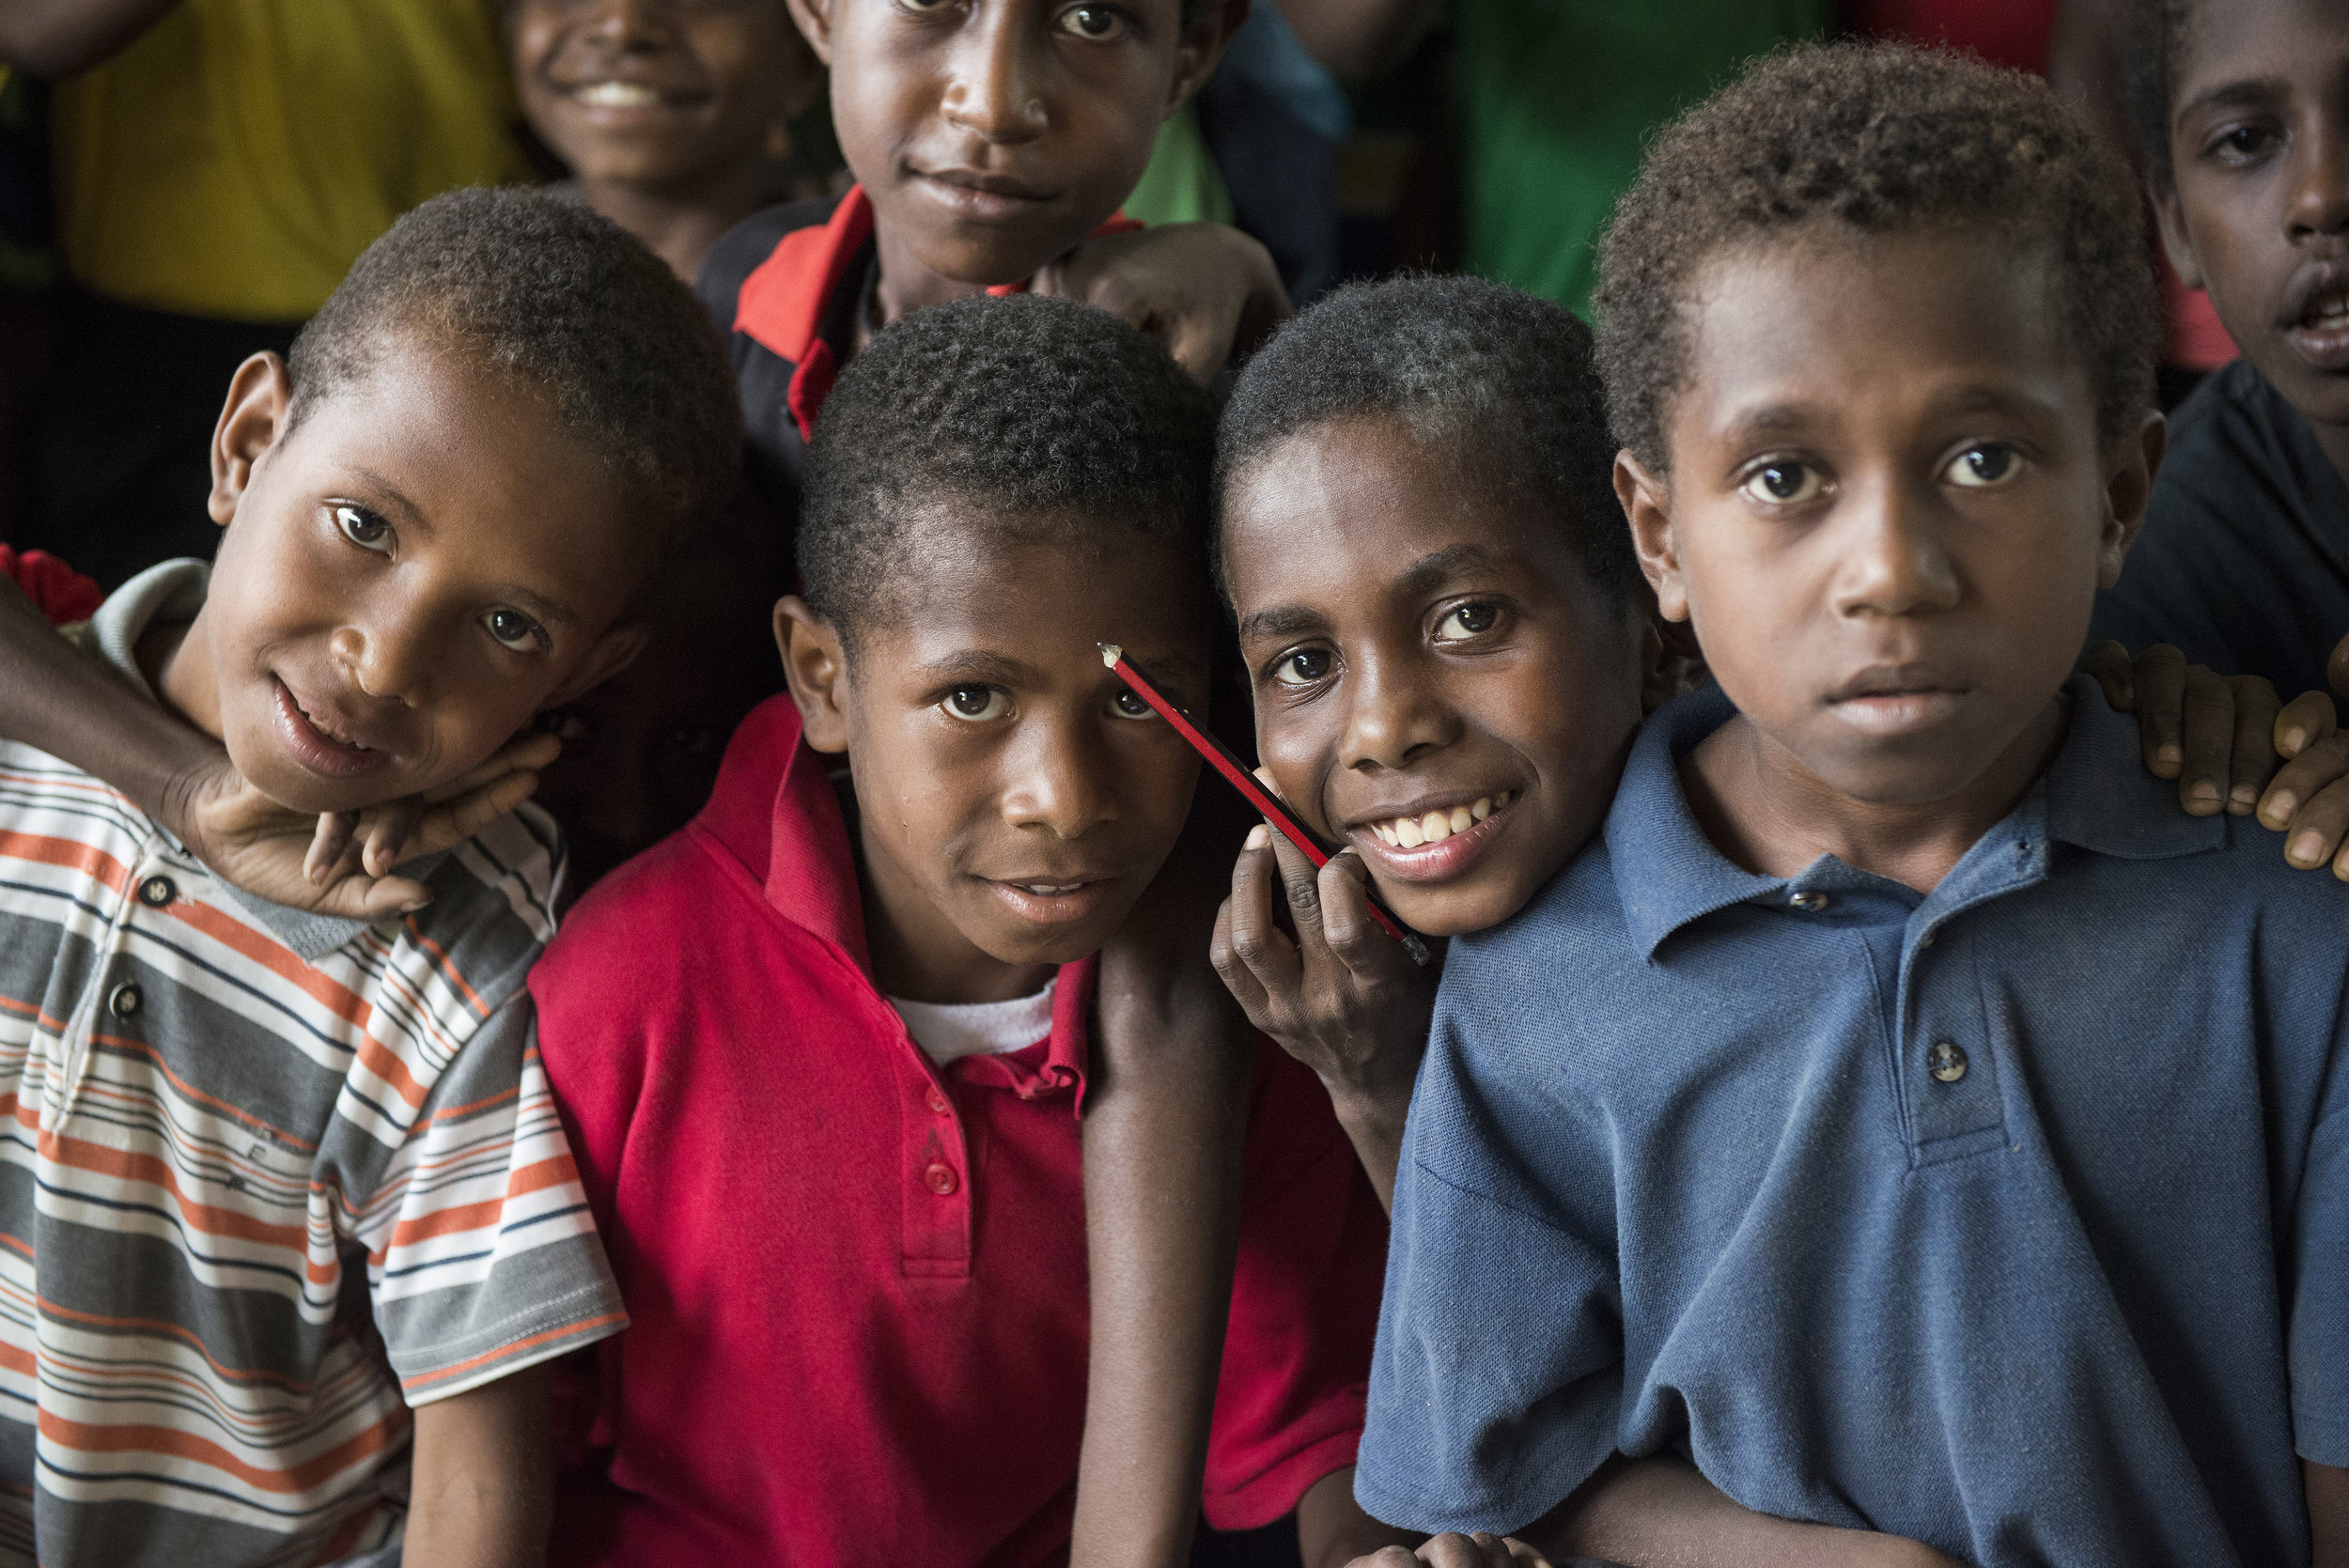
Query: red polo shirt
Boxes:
[{"xmin": 533, "ymin": 695, "xmax": 1387, "ymax": 1566}]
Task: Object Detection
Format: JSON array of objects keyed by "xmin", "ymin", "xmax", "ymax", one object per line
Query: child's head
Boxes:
[
  {"xmin": 1597, "ymin": 42, "xmax": 2162, "ymax": 809},
  {"xmin": 1213, "ymin": 275, "xmax": 1650, "ymax": 938},
  {"xmin": 785, "ymin": 0, "xmax": 1239, "ymax": 288},
  {"xmin": 2128, "ymin": 0, "xmax": 2349, "ymax": 428},
  {"xmin": 780, "ymin": 294, "xmax": 1215, "ymax": 991},
  {"xmin": 185, "ymin": 187, "xmax": 741, "ymax": 817},
  {"xmin": 506, "ymin": 0, "xmax": 822, "ymax": 222}
]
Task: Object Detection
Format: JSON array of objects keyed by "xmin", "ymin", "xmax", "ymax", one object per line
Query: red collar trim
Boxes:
[{"xmin": 731, "ymin": 185, "xmax": 1145, "ymax": 442}]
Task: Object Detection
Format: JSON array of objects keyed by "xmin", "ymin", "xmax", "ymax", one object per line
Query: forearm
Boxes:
[
  {"xmin": 1272, "ymin": 0, "xmax": 1442, "ymax": 82},
  {"xmin": 1527, "ymin": 1455, "xmax": 1958, "ymax": 1568},
  {"xmin": 1073, "ymin": 932, "xmax": 1255, "ymax": 1568},
  {"xmin": 1297, "ymin": 1467, "xmax": 1416, "ymax": 1568},
  {"xmin": 0, "ymin": 0, "xmax": 182, "ymax": 76},
  {"xmin": 1325, "ymin": 1077, "xmax": 1413, "ymax": 1214},
  {"xmin": 0, "ymin": 577, "xmax": 219, "ymax": 810},
  {"xmin": 403, "ymin": 1364, "xmax": 554, "ymax": 1568}
]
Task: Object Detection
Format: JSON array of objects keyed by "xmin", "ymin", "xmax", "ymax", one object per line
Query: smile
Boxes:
[
  {"xmin": 982, "ymin": 876, "xmax": 1116, "ymax": 924},
  {"xmin": 271, "ymin": 677, "xmax": 391, "ymax": 782},
  {"xmin": 1349, "ymin": 792, "xmax": 1517, "ymax": 885},
  {"xmin": 1364, "ymin": 792, "xmax": 1512, "ymax": 848},
  {"xmin": 562, "ymin": 81, "xmax": 704, "ymax": 110}
]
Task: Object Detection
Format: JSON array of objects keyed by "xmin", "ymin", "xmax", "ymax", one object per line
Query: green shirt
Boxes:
[{"xmin": 1452, "ymin": 0, "xmax": 1827, "ymax": 316}]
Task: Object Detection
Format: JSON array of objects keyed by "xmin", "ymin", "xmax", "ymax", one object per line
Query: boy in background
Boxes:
[
  {"xmin": 1360, "ymin": 45, "xmax": 2347, "ymax": 1566},
  {"xmin": 0, "ymin": 186, "xmax": 742, "ymax": 1565},
  {"xmin": 533, "ymin": 296, "xmax": 1404, "ymax": 1567}
]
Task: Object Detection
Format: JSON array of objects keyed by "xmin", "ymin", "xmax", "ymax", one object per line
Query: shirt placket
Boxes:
[
  {"xmin": 896, "ymin": 1048, "xmax": 973, "ymax": 1280},
  {"xmin": 54, "ymin": 830, "xmax": 180, "ymax": 1123}
]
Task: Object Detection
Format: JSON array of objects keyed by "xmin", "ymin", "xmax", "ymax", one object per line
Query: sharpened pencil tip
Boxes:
[{"xmin": 1098, "ymin": 644, "xmax": 1121, "ymax": 668}]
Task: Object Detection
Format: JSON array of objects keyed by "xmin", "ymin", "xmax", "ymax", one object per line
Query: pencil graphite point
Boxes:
[{"xmin": 1098, "ymin": 644, "xmax": 1121, "ymax": 668}]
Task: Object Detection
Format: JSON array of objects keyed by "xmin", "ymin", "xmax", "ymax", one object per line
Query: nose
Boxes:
[
  {"xmin": 583, "ymin": 0, "xmax": 667, "ymax": 47},
  {"xmin": 2287, "ymin": 113, "xmax": 2349, "ymax": 241},
  {"xmin": 329, "ymin": 613, "xmax": 431, "ymax": 708},
  {"xmin": 939, "ymin": 7, "xmax": 1048, "ymax": 146},
  {"xmin": 1827, "ymin": 473, "xmax": 1962, "ymax": 622},
  {"xmin": 1336, "ymin": 650, "xmax": 1462, "ymax": 775},
  {"xmin": 1000, "ymin": 713, "xmax": 1118, "ymax": 839}
]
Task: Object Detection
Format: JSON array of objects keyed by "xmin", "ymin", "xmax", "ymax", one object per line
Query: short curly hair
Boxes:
[
  {"xmin": 288, "ymin": 187, "xmax": 742, "ymax": 560},
  {"xmin": 2122, "ymin": 0, "xmax": 2201, "ymax": 190},
  {"xmin": 1595, "ymin": 41, "xmax": 2159, "ymax": 474},
  {"xmin": 800, "ymin": 293, "xmax": 1216, "ymax": 644},
  {"xmin": 1213, "ymin": 273, "xmax": 1638, "ymax": 604}
]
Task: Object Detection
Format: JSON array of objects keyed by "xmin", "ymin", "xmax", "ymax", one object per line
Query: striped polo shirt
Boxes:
[{"xmin": 0, "ymin": 562, "xmax": 624, "ymax": 1566}]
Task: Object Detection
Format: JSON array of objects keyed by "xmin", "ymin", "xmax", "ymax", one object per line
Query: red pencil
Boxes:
[{"xmin": 1100, "ymin": 644, "xmax": 1432, "ymax": 967}]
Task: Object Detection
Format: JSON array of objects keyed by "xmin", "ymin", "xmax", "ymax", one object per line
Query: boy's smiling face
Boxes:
[
  {"xmin": 788, "ymin": 0, "xmax": 1232, "ymax": 293},
  {"xmin": 1623, "ymin": 230, "xmax": 2160, "ymax": 814},
  {"xmin": 2156, "ymin": 0, "xmax": 2349, "ymax": 431},
  {"xmin": 509, "ymin": 0, "xmax": 818, "ymax": 194},
  {"xmin": 1221, "ymin": 415, "xmax": 1650, "ymax": 938},
  {"xmin": 163, "ymin": 341, "xmax": 655, "ymax": 816},
  {"xmin": 779, "ymin": 519, "xmax": 1207, "ymax": 1002}
]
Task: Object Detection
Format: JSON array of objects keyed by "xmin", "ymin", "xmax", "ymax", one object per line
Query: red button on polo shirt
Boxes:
[{"xmin": 536, "ymin": 696, "xmax": 1389, "ymax": 1567}]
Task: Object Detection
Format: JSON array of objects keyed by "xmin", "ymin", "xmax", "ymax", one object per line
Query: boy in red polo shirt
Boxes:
[
  {"xmin": 709, "ymin": 0, "xmax": 1280, "ymax": 525},
  {"xmin": 531, "ymin": 297, "xmax": 1404, "ymax": 1565}
]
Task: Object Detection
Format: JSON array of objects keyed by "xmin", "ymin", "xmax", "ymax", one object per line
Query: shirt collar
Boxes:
[
  {"xmin": 1610, "ymin": 674, "xmax": 2223, "ymax": 961},
  {"xmin": 86, "ymin": 559, "xmax": 446, "ymax": 963}
]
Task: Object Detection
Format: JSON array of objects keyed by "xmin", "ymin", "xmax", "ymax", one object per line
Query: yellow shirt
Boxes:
[{"xmin": 51, "ymin": 0, "xmax": 532, "ymax": 321}]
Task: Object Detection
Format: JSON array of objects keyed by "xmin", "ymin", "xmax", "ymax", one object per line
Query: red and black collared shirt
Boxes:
[{"xmin": 696, "ymin": 187, "xmax": 1142, "ymax": 538}]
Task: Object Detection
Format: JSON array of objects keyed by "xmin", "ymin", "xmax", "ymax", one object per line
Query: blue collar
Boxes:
[{"xmin": 1608, "ymin": 675, "xmax": 2224, "ymax": 961}]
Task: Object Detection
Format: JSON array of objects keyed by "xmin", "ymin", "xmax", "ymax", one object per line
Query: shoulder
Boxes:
[
  {"xmin": 695, "ymin": 195, "xmax": 843, "ymax": 330},
  {"xmin": 393, "ymin": 800, "xmax": 567, "ymax": 1013},
  {"xmin": 2149, "ymin": 360, "xmax": 2323, "ymax": 521}
]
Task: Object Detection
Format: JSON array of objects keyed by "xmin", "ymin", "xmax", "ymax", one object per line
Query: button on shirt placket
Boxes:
[
  {"xmin": 899, "ymin": 1051, "xmax": 973, "ymax": 1279},
  {"xmin": 58, "ymin": 836, "xmax": 180, "ymax": 1120}
]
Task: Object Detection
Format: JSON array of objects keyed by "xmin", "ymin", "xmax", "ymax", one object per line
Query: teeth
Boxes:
[
  {"xmin": 1020, "ymin": 882, "xmax": 1081, "ymax": 895},
  {"xmin": 575, "ymin": 81, "xmax": 661, "ymax": 107},
  {"xmin": 1369, "ymin": 792, "xmax": 1512, "ymax": 850}
]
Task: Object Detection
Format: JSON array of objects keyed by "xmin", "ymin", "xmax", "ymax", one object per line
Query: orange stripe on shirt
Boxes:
[
  {"xmin": 378, "ymin": 1152, "xmax": 581, "ymax": 1254},
  {"xmin": 165, "ymin": 900, "xmax": 373, "ymax": 1031},
  {"xmin": 0, "ymin": 828, "xmax": 129, "ymax": 894},
  {"xmin": 401, "ymin": 1311, "xmax": 625, "ymax": 1393},
  {"xmin": 36, "ymin": 1129, "xmax": 307, "ymax": 1251},
  {"xmin": 36, "ymin": 1406, "xmax": 408, "ymax": 1494}
]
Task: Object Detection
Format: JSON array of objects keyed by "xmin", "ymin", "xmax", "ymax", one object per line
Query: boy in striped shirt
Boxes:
[{"xmin": 0, "ymin": 188, "xmax": 739, "ymax": 1567}]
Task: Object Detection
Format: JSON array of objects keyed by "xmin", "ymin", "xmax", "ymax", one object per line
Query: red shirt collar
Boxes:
[
  {"xmin": 697, "ymin": 694, "xmax": 1093, "ymax": 1101},
  {"xmin": 730, "ymin": 185, "xmax": 1144, "ymax": 442}
]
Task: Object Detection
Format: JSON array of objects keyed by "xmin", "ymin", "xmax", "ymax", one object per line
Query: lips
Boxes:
[
  {"xmin": 555, "ymin": 78, "xmax": 709, "ymax": 113},
  {"xmin": 2275, "ymin": 257, "xmax": 2349, "ymax": 372},
  {"xmin": 1347, "ymin": 791, "xmax": 1518, "ymax": 884},
  {"xmin": 982, "ymin": 875, "xmax": 1118, "ymax": 927},
  {"xmin": 908, "ymin": 164, "xmax": 1056, "ymax": 223},
  {"xmin": 1823, "ymin": 664, "xmax": 1968, "ymax": 735},
  {"xmin": 270, "ymin": 676, "xmax": 393, "ymax": 782}
]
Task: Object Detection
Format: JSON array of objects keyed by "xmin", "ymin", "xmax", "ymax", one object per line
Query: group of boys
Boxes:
[{"xmin": 0, "ymin": 3, "xmax": 2339, "ymax": 1568}]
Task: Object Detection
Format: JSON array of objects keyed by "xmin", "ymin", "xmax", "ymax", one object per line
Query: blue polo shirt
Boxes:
[{"xmin": 1357, "ymin": 677, "xmax": 2349, "ymax": 1567}]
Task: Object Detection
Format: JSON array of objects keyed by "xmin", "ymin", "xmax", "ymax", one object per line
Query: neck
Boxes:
[
  {"xmin": 148, "ymin": 606, "xmax": 225, "ymax": 741},
  {"xmin": 853, "ymin": 815, "xmax": 1053, "ymax": 1005},
  {"xmin": 578, "ymin": 165, "xmax": 774, "ymax": 285},
  {"xmin": 1682, "ymin": 695, "xmax": 2070, "ymax": 895},
  {"xmin": 866, "ymin": 221, "xmax": 993, "ymax": 345}
]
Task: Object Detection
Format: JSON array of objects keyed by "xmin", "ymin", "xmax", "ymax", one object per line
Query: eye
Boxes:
[
  {"xmin": 1738, "ymin": 461, "xmax": 1823, "ymax": 506},
  {"xmin": 484, "ymin": 607, "xmax": 545, "ymax": 652},
  {"xmin": 2208, "ymin": 123, "xmax": 2279, "ymax": 165},
  {"xmin": 1434, "ymin": 602, "xmax": 1501, "ymax": 641},
  {"xmin": 1945, "ymin": 443, "xmax": 2023, "ymax": 489},
  {"xmin": 335, "ymin": 505, "xmax": 391, "ymax": 552},
  {"xmin": 1055, "ymin": 4, "xmax": 1127, "ymax": 38},
  {"xmin": 942, "ymin": 685, "xmax": 1011, "ymax": 722},
  {"xmin": 1269, "ymin": 646, "xmax": 1332, "ymax": 687},
  {"xmin": 894, "ymin": 0, "xmax": 955, "ymax": 11},
  {"xmin": 1111, "ymin": 690, "xmax": 1155, "ymax": 721}
]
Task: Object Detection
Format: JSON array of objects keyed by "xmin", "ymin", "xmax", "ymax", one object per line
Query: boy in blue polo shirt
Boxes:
[{"xmin": 1354, "ymin": 44, "xmax": 2349, "ymax": 1568}]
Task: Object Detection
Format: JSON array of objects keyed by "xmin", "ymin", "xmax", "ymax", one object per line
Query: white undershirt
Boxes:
[{"xmin": 887, "ymin": 979, "xmax": 1058, "ymax": 1067}]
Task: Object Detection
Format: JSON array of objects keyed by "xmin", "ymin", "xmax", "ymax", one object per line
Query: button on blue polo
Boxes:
[{"xmin": 1357, "ymin": 679, "xmax": 2349, "ymax": 1568}]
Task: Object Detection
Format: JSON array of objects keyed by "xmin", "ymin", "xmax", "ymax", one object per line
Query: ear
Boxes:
[
  {"xmin": 541, "ymin": 621, "xmax": 653, "ymax": 710},
  {"xmin": 1615, "ymin": 448, "xmax": 1689, "ymax": 624},
  {"xmin": 210, "ymin": 352, "xmax": 293, "ymax": 530},
  {"xmin": 1167, "ymin": 0, "xmax": 1247, "ymax": 113},
  {"xmin": 783, "ymin": 0, "xmax": 834, "ymax": 68},
  {"xmin": 2151, "ymin": 181, "xmax": 2203, "ymax": 290},
  {"xmin": 2096, "ymin": 410, "xmax": 2168, "ymax": 590},
  {"xmin": 774, "ymin": 594, "xmax": 853, "ymax": 753}
]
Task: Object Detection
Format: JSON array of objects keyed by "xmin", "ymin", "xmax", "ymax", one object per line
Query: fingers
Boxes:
[
  {"xmin": 2225, "ymin": 675, "xmax": 2284, "ymax": 814},
  {"xmin": 304, "ymin": 812, "xmax": 357, "ymax": 886},
  {"xmin": 1159, "ymin": 300, "xmax": 1239, "ymax": 386},
  {"xmin": 2172, "ymin": 662, "xmax": 2235, "ymax": 815},
  {"xmin": 2330, "ymin": 627, "xmax": 2349, "ymax": 698},
  {"xmin": 1208, "ymin": 894, "xmax": 1277, "ymax": 1032},
  {"xmin": 359, "ymin": 798, "xmax": 423, "ymax": 877},
  {"xmin": 2080, "ymin": 639, "xmax": 2138, "ymax": 712},
  {"xmin": 1215, "ymin": 825, "xmax": 1301, "ymax": 1000},
  {"xmin": 425, "ymin": 769, "xmax": 541, "ymax": 854},
  {"xmin": 1338, "ymin": 1551, "xmax": 1420, "ymax": 1568},
  {"xmin": 1261, "ymin": 822, "xmax": 1339, "ymax": 965},
  {"xmin": 2260, "ymin": 712, "xmax": 2349, "ymax": 831},
  {"xmin": 2130, "ymin": 644, "xmax": 2188, "ymax": 778},
  {"xmin": 2262, "ymin": 727, "xmax": 2349, "ymax": 870},
  {"xmin": 1411, "ymin": 1532, "xmax": 1529, "ymax": 1567},
  {"xmin": 2276, "ymin": 688, "xmax": 2341, "ymax": 758}
]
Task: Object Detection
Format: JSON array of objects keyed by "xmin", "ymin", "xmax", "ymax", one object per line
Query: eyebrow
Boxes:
[
  {"xmin": 2175, "ymin": 76, "xmax": 2289, "ymax": 127},
  {"xmin": 913, "ymin": 649, "xmax": 1049, "ymax": 688},
  {"xmin": 344, "ymin": 467, "xmax": 428, "ymax": 532}
]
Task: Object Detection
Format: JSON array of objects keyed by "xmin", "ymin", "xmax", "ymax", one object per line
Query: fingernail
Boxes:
[
  {"xmin": 2284, "ymin": 726, "xmax": 2309, "ymax": 754},
  {"xmin": 2155, "ymin": 744, "xmax": 2182, "ymax": 768},
  {"xmin": 2187, "ymin": 780, "xmax": 2220, "ymax": 809},
  {"xmin": 403, "ymin": 898, "xmax": 430, "ymax": 914},
  {"xmin": 1244, "ymin": 824, "xmax": 1268, "ymax": 850},
  {"xmin": 2261, "ymin": 794, "xmax": 2295, "ymax": 826},
  {"xmin": 2292, "ymin": 831, "xmax": 2326, "ymax": 865},
  {"xmin": 2230, "ymin": 784, "xmax": 2258, "ymax": 813}
]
